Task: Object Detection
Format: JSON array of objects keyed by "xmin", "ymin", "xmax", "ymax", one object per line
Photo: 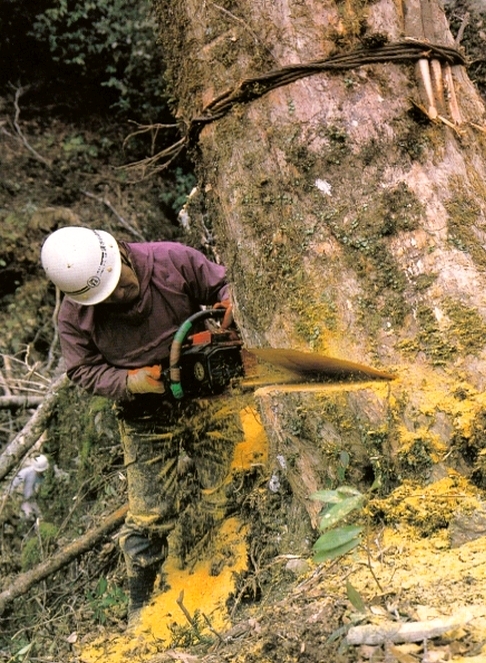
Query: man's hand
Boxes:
[
  {"xmin": 127, "ymin": 365, "xmax": 166, "ymax": 394},
  {"xmin": 213, "ymin": 299, "xmax": 233, "ymax": 329}
]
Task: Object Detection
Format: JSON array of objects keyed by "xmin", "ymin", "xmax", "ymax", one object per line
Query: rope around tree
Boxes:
[{"xmin": 123, "ymin": 38, "xmax": 467, "ymax": 177}]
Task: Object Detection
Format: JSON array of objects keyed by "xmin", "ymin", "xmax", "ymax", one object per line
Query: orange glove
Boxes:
[
  {"xmin": 127, "ymin": 365, "xmax": 165, "ymax": 394},
  {"xmin": 213, "ymin": 299, "xmax": 233, "ymax": 329}
]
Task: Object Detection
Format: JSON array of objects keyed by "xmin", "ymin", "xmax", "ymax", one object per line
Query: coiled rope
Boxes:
[{"xmin": 125, "ymin": 39, "xmax": 466, "ymax": 175}]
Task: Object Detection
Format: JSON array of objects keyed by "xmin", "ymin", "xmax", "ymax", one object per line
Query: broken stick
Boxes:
[
  {"xmin": 345, "ymin": 615, "xmax": 470, "ymax": 645},
  {"xmin": 0, "ymin": 373, "xmax": 69, "ymax": 482}
]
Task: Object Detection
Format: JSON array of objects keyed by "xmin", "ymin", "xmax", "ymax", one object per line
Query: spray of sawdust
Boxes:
[{"xmin": 78, "ymin": 406, "xmax": 268, "ymax": 663}]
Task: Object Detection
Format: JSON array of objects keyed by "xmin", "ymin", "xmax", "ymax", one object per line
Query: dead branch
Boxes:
[
  {"xmin": 0, "ymin": 504, "xmax": 128, "ymax": 615},
  {"xmin": 148, "ymin": 651, "xmax": 200, "ymax": 663},
  {"xmin": 455, "ymin": 11, "xmax": 470, "ymax": 46},
  {"xmin": 0, "ymin": 352, "xmax": 51, "ymax": 393},
  {"xmin": 345, "ymin": 615, "xmax": 471, "ymax": 645},
  {"xmin": 122, "ymin": 120, "xmax": 178, "ymax": 154},
  {"xmin": 11, "ymin": 86, "xmax": 51, "ymax": 167},
  {"xmin": 0, "ymin": 370, "xmax": 12, "ymax": 396},
  {"xmin": 176, "ymin": 589, "xmax": 195, "ymax": 626},
  {"xmin": 2, "ymin": 356, "xmax": 15, "ymax": 394},
  {"xmin": 0, "ymin": 396, "xmax": 44, "ymax": 409},
  {"xmin": 0, "ymin": 373, "xmax": 69, "ymax": 482},
  {"xmin": 80, "ymin": 189, "xmax": 146, "ymax": 241}
]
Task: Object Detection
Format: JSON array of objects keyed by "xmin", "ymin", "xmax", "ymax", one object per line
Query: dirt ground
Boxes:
[{"xmin": 72, "ymin": 459, "xmax": 486, "ymax": 663}]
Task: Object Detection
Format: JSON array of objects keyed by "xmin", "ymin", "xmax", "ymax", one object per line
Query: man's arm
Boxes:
[
  {"xmin": 58, "ymin": 310, "xmax": 129, "ymax": 400},
  {"xmin": 160, "ymin": 243, "xmax": 230, "ymax": 305}
]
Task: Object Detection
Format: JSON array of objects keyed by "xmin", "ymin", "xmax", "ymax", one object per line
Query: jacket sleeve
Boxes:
[
  {"xmin": 166, "ymin": 244, "xmax": 230, "ymax": 304},
  {"xmin": 58, "ymin": 304, "xmax": 129, "ymax": 400}
]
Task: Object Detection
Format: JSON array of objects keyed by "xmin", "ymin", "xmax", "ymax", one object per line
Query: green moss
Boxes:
[
  {"xmin": 313, "ymin": 182, "xmax": 423, "ymax": 332},
  {"xmin": 414, "ymin": 273, "xmax": 438, "ymax": 292},
  {"xmin": 294, "ymin": 295, "xmax": 338, "ymax": 350},
  {"xmin": 445, "ymin": 177, "xmax": 486, "ymax": 268},
  {"xmin": 444, "ymin": 298, "xmax": 486, "ymax": 354},
  {"xmin": 399, "ymin": 300, "xmax": 486, "ymax": 363},
  {"xmin": 313, "ymin": 397, "xmax": 396, "ymax": 494},
  {"xmin": 286, "ymin": 144, "xmax": 318, "ymax": 173},
  {"xmin": 452, "ymin": 409, "xmax": 486, "ymax": 483},
  {"xmin": 396, "ymin": 122, "xmax": 432, "ymax": 162},
  {"xmin": 416, "ymin": 305, "xmax": 456, "ymax": 364},
  {"xmin": 79, "ymin": 396, "xmax": 116, "ymax": 469},
  {"xmin": 42, "ymin": 385, "xmax": 123, "ymax": 526},
  {"xmin": 359, "ymin": 426, "xmax": 395, "ymax": 493},
  {"xmin": 330, "ymin": 0, "xmax": 369, "ymax": 46},
  {"xmin": 396, "ymin": 436, "xmax": 433, "ymax": 478}
]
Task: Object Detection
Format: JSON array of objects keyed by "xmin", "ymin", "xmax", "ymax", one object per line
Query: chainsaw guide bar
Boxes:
[{"xmin": 169, "ymin": 309, "xmax": 394, "ymax": 399}]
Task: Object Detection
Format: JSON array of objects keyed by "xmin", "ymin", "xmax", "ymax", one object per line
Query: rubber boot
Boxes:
[{"xmin": 127, "ymin": 564, "xmax": 158, "ymax": 625}]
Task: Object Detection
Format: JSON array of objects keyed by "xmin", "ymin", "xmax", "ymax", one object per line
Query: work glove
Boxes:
[
  {"xmin": 126, "ymin": 365, "xmax": 166, "ymax": 394},
  {"xmin": 213, "ymin": 299, "xmax": 233, "ymax": 329}
]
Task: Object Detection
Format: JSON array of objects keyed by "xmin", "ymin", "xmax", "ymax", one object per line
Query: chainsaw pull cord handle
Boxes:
[{"xmin": 169, "ymin": 308, "xmax": 226, "ymax": 399}]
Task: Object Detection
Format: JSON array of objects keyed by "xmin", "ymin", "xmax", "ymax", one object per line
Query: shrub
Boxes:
[{"xmin": 28, "ymin": 0, "xmax": 171, "ymax": 122}]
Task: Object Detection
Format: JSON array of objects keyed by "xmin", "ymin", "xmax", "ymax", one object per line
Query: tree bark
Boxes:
[
  {"xmin": 0, "ymin": 504, "xmax": 128, "ymax": 615},
  {"xmin": 153, "ymin": 0, "xmax": 486, "ymax": 522}
]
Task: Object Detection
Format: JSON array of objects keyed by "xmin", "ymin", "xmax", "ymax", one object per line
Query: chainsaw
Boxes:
[{"xmin": 166, "ymin": 309, "xmax": 394, "ymax": 399}]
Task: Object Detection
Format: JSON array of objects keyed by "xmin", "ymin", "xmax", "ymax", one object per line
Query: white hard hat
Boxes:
[
  {"xmin": 41, "ymin": 227, "xmax": 122, "ymax": 305},
  {"xmin": 31, "ymin": 454, "xmax": 49, "ymax": 472}
]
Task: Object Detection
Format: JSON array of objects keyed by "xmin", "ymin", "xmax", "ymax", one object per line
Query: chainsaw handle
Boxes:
[{"xmin": 169, "ymin": 308, "xmax": 226, "ymax": 399}]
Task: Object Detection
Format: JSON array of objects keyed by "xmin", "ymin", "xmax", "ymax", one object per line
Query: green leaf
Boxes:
[
  {"xmin": 313, "ymin": 525, "xmax": 363, "ymax": 553},
  {"xmin": 16, "ymin": 643, "xmax": 33, "ymax": 656},
  {"xmin": 311, "ymin": 489, "xmax": 344, "ymax": 504},
  {"xmin": 96, "ymin": 577, "xmax": 108, "ymax": 595},
  {"xmin": 346, "ymin": 579, "xmax": 367, "ymax": 613},
  {"xmin": 319, "ymin": 495, "xmax": 364, "ymax": 531},
  {"xmin": 339, "ymin": 450, "xmax": 350, "ymax": 467},
  {"xmin": 313, "ymin": 537, "xmax": 360, "ymax": 562},
  {"xmin": 335, "ymin": 486, "xmax": 363, "ymax": 497},
  {"xmin": 311, "ymin": 485, "xmax": 362, "ymax": 504}
]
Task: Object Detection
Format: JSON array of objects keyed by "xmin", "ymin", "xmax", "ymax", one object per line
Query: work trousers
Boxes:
[{"xmin": 116, "ymin": 394, "xmax": 243, "ymax": 579}]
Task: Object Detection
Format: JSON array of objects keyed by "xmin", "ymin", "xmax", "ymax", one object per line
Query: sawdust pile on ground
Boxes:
[{"xmin": 77, "ymin": 457, "xmax": 486, "ymax": 663}]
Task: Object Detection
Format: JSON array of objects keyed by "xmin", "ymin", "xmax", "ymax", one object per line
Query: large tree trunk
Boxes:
[{"xmin": 154, "ymin": 0, "xmax": 486, "ymax": 524}]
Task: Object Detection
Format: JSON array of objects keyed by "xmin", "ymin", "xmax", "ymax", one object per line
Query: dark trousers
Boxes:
[{"xmin": 116, "ymin": 395, "xmax": 243, "ymax": 580}]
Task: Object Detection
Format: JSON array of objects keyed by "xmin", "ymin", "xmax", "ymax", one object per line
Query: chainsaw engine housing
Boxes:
[{"xmin": 178, "ymin": 329, "xmax": 244, "ymax": 397}]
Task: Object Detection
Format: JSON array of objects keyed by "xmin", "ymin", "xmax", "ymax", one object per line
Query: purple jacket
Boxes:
[{"xmin": 58, "ymin": 241, "xmax": 229, "ymax": 400}]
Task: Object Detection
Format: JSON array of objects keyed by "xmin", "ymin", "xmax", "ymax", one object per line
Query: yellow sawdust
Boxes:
[
  {"xmin": 333, "ymin": 527, "xmax": 486, "ymax": 654},
  {"xmin": 231, "ymin": 406, "xmax": 268, "ymax": 471},
  {"xmin": 319, "ymin": 472, "xmax": 486, "ymax": 659},
  {"xmin": 368, "ymin": 473, "xmax": 482, "ymax": 534},
  {"xmin": 139, "ymin": 516, "xmax": 248, "ymax": 641}
]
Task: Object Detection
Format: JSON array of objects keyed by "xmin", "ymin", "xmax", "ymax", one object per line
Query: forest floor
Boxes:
[
  {"xmin": 73, "ymin": 466, "xmax": 486, "ymax": 663},
  {"xmin": 3, "ymin": 33, "xmax": 486, "ymax": 660}
]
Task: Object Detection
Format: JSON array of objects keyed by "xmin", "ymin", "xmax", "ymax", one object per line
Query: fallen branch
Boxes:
[
  {"xmin": 345, "ymin": 615, "xmax": 471, "ymax": 645},
  {"xmin": 0, "ymin": 373, "xmax": 69, "ymax": 482},
  {"xmin": 0, "ymin": 503, "xmax": 128, "ymax": 615},
  {"xmin": 148, "ymin": 651, "xmax": 200, "ymax": 663},
  {"xmin": 0, "ymin": 396, "xmax": 44, "ymax": 410}
]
